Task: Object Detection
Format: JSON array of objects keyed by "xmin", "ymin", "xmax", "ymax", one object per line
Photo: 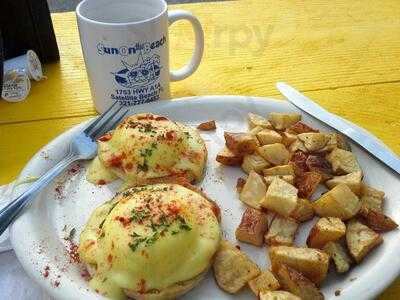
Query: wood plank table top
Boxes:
[{"xmin": 0, "ymin": 0, "xmax": 399, "ymax": 298}]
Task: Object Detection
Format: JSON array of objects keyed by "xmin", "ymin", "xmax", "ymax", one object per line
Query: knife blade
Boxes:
[{"xmin": 276, "ymin": 82, "xmax": 400, "ymax": 175}]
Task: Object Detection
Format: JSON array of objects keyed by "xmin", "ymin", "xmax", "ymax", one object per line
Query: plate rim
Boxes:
[{"xmin": 9, "ymin": 95, "xmax": 399, "ymax": 300}]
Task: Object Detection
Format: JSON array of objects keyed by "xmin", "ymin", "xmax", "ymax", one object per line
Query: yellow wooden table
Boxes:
[{"xmin": 0, "ymin": 0, "xmax": 399, "ymax": 297}]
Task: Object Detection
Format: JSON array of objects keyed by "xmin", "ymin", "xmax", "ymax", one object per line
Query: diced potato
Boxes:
[
  {"xmin": 336, "ymin": 133, "xmax": 351, "ymax": 151},
  {"xmin": 213, "ymin": 240, "xmax": 261, "ymax": 293},
  {"xmin": 325, "ymin": 171, "xmax": 363, "ymax": 195},
  {"xmin": 248, "ymin": 270, "xmax": 280, "ymax": 295},
  {"xmin": 239, "ymin": 171, "xmax": 267, "ymax": 209},
  {"xmin": 305, "ymin": 154, "xmax": 333, "ymax": 182},
  {"xmin": 225, "ymin": 132, "xmax": 259, "ymax": 155},
  {"xmin": 236, "ymin": 207, "xmax": 269, "ymax": 246},
  {"xmin": 216, "ymin": 147, "xmax": 243, "ymax": 166},
  {"xmin": 250, "ymin": 126, "xmax": 264, "ymax": 136},
  {"xmin": 313, "ymin": 184, "xmax": 361, "ymax": 220},
  {"xmin": 257, "ymin": 143, "xmax": 290, "ymax": 166},
  {"xmin": 298, "ymin": 133, "xmax": 330, "ymax": 152},
  {"xmin": 242, "ymin": 153, "xmax": 270, "ymax": 174},
  {"xmin": 326, "ymin": 148, "xmax": 362, "ymax": 175},
  {"xmin": 197, "ymin": 120, "xmax": 216, "ymax": 131},
  {"xmin": 265, "ymin": 175, "xmax": 295, "ymax": 186},
  {"xmin": 261, "ymin": 178, "xmax": 298, "ymax": 217},
  {"xmin": 263, "ymin": 165, "xmax": 295, "ymax": 176},
  {"xmin": 360, "ymin": 184, "xmax": 384, "ymax": 212},
  {"xmin": 266, "ymin": 210, "xmax": 277, "ymax": 228},
  {"xmin": 269, "ymin": 113, "xmax": 301, "ymax": 130},
  {"xmin": 290, "ymin": 198, "xmax": 315, "ymax": 222},
  {"xmin": 260, "ymin": 291, "xmax": 301, "ymax": 300},
  {"xmin": 274, "ymin": 264, "xmax": 324, "ymax": 300},
  {"xmin": 282, "ymin": 131, "xmax": 298, "ymax": 147},
  {"xmin": 287, "ymin": 121, "xmax": 319, "ymax": 134},
  {"xmin": 317, "ymin": 133, "xmax": 338, "ymax": 153},
  {"xmin": 359, "ymin": 207, "xmax": 398, "ymax": 232},
  {"xmin": 265, "ymin": 215, "xmax": 299, "ymax": 246},
  {"xmin": 289, "ymin": 151, "xmax": 309, "ymax": 176},
  {"xmin": 346, "ymin": 219, "xmax": 383, "ymax": 263},
  {"xmin": 288, "ymin": 139, "xmax": 308, "ymax": 153},
  {"xmin": 269, "ymin": 246, "xmax": 330, "ymax": 285},
  {"xmin": 236, "ymin": 177, "xmax": 246, "ymax": 193},
  {"xmin": 307, "ymin": 217, "xmax": 346, "ymax": 249},
  {"xmin": 323, "ymin": 242, "xmax": 352, "ymax": 273},
  {"xmin": 248, "ymin": 113, "xmax": 273, "ymax": 129},
  {"xmin": 295, "ymin": 171, "xmax": 322, "ymax": 199},
  {"xmin": 257, "ymin": 129, "xmax": 283, "ymax": 145}
]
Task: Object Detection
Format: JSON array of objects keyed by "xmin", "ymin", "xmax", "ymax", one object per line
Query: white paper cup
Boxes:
[{"xmin": 3, "ymin": 50, "xmax": 44, "ymax": 81}]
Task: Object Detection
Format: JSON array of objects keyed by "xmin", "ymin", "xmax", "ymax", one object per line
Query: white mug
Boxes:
[{"xmin": 76, "ymin": 0, "xmax": 204, "ymax": 113}]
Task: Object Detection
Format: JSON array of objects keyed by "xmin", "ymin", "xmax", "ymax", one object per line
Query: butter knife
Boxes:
[{"xmin": 276, "ymin": 82, "xmax": 400, "ymax": 175}]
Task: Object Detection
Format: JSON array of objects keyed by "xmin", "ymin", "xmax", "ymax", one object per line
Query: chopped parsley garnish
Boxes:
[
  {"xmin": 184, "ymin": 131, "xmax": 191, "ymax": 139},
  {"xmin": 131, "ymin": 209, "xmax": 150, "ymax": 222},
  {"xmin": 137, "ymin": 160, "xmax": 149, "ymax": 172}
]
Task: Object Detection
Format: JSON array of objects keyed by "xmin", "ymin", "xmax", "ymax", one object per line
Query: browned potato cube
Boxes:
[
  {"xmin": 359, "ymin": 207, "xmax": 398, "ymax": 232},
  {"xmin": 326, "ymin": 148, "xmax": 362, "ymax": 175},
  {"xmin": 290, "ymin": 198, "xmax": 314, "ymax": 222},
  {"xmin": 239, "ymin": 171, "xmax": 267, "ymax": 209},
  {"xmin": 260, "ymin": 291, "xmax": 301, "ymax": 300},
  {"xmin": 306, "ymin": 155, "xmax": 333, "ymax": 181},
  {"xmin": 274, "ymin": 264, "xmax": 324, "ymax": 300},
  {"xmin": 263, "ymin": 164, "xmax": 295, "ymax": 176},
  {"xmin": 216, "ymin": 147, "xmax": 243, "ymax": 166},
  {"xmin": 307, "ymin": 217, "xmax": 346, "ymax": 249},
  {"xmin": 269, "ymin": 246, "xmax": 329, "ymax": 285},
  {"xmin": 236, "ymin": 208, "xmax": 269, "ymax": 246},
  {"xmin": 269, "ymin": 113, "xmax": 301, "ymax": 130},
  {"xmin": 242, "ymin": 153, "xmax": 270, "ymax": 174},
  {"xmin": 313, "ymin": 184, "xmax": 361, "ymax": 220},
  {"xmin": 282, "ymin": 131, "xmax": 298, "ymax": 147},
  {"xmin": 336, "ymin": 133, "xmax": 351, "ymax": 151},
  {"xmin": 236, "ymin": 177, "xmax": 246, "ymax": 193},
  {"xmin": 360, "ymin": 184, "xmax": 385, "ymax": 212},
  {"xmin": 261, "ymin": 178, "xmax": 298, "ymax": 217},
  {"xmin": 257, "ymin": 129, "xmax": 283, "ymax": 145},
  {"xmin": 346, "ymin": 219, "xmax": 383, "ymax": 263},
  {"xmin": 298, "ymin": 133, "xmax": 330, "ymax": 152},
  {"xmin": 248, "ymin": 113, "xmax": 273, "ymax": 129},
  {"xmin": 325, "ymin": 171, "xmax": 363, "ymax": 195},
  {"xmin": 295, "ymin": 171, "xmax": 322, "ymax": 199},
  {"xmin": 323, "ymin": 242, "xmax": 352, "ymax": 273},
  {"xmin": 197, "ymin": 120, "xmax": 216, "ymax": 131},
  {"xmin": 225, "ymin": 132, "xmax": 259, "ymax": 155},
  {"xmin": 213, "ymin": 240, "xmax": 260, "ymax": 293},
  {"xmin": 257, "ymin": 143, "xmax": 290, "ymax": 166},
  {"xmin": 317, "ymin": 133, "xmax": 338, "ymax": 153},
  {"xmin": 287, "ymin": 121, "xmax": 319, "ymax": 134},
  {"xmin": 265, "ymin": 215, "xmax": 299, "ymax": 246},
  {"xmin": 249, "ymin": 126, "xmax": 264, "ymax": 136},
  {"xmin": 264, "ymin": 175, "xmax": 295, "ymax": 186},
  {"xmin": 288, "ymin": 139, "xmax": 308, "ymax": 153},
  {"xmin": 248, "ymin": 270, "xmax": 280, "ymax": 295}
]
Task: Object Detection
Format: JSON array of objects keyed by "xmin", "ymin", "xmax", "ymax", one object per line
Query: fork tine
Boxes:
[
  {"xmin": 88, "ymin": 106, "xmax": 123, "ymax": 138},
  {"xmin": 84, "ymin": 101, "xmax": 119, "ymax": 135},
  {"xmin": 91, "ymin": 109, "xmax": 129, "ymax": 140}
]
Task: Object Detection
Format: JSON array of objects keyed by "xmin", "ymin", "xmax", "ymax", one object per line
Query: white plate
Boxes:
[{"xmin": 10, "ymin": 96, "xmax": 400, "ymax": 300}]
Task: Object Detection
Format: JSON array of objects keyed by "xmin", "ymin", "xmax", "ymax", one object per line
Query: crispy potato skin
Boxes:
[
  {"xmin": 197, "ymin": 120, "xmax": 216, "ymax": 131},
  {"xmin": 213, "ymin": 240, "xmax": 260, "ymax": 293},
  {"xmin": 295, "ymin": 171, "xmax": 322, "ymax": 198},
  {"xmin": 290, "ymin": 198, "xmax": 314, "ymax": 222},
  {"xmin": 288, "ymin": 122, "xmax": 319, "ymax": 134},
  {"xmin": 236, "ymin": 177, "xmax": 246, "ymax": 193},
  {"xmin": 260, "ymin": 291, "xmax": 301, "ymax": 300},
  {"xmin": 274, "ymin": 264, "xmax": 324, "ymax": 300},
  {"xmin": 235, "ymin": 208, "xmax": 269, "ymax": 246},
  {"xmin": 359, "ymin": 207, "xmax": 398, "ymax": 232},
  {"xmin": 216, "ymin": 147, "xmax": 243, "ymax": 166}
]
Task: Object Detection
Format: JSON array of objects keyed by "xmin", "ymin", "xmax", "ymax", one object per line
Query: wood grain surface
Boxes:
[{"xmin": 0, "ymin": 1, "xmax": 399, "ymax": 297}]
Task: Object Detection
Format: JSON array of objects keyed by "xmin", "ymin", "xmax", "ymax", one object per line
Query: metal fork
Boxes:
[{"xmin": 0, "ymin": 102, "xmax": 128, "ymax": 235}]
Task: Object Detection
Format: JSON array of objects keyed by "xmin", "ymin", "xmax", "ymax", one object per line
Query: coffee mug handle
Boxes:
[{"xmin": 168, "ymin": 10, "xmax": 204, "ymax": 81}]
